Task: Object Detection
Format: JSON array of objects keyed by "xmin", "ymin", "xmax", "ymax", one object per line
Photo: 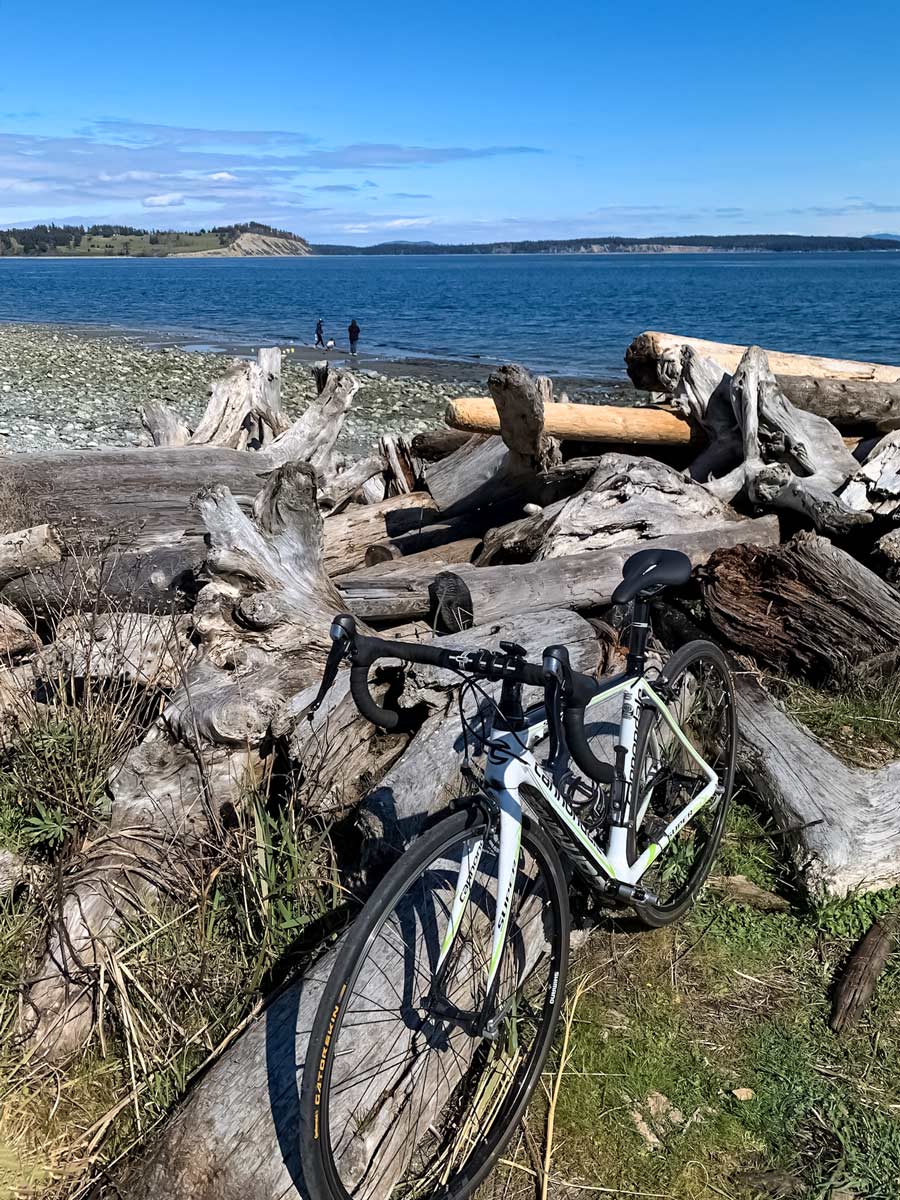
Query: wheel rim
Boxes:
[
  {"xmin": 316, "ymin": 822, "xmax": 565, "ymax": 1200},
  {"xmin": 633, "ymin": 652, "xmax": 735, "ymax": 911}
]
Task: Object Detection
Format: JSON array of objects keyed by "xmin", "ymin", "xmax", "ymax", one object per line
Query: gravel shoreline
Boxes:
[{"xmin": 0, "ymin": 321, "xmax": 631, "ymax": 457}]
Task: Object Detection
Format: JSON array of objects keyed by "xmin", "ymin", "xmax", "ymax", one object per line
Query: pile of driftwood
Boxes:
[{"xmin": 3, "ymin": 334, "xmax": 900, "ymax": 1197}]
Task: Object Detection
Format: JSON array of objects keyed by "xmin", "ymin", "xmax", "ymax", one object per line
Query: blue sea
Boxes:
[{"xmin": 1, "ymin": 251, "xmax": 899, "ymax": 379}]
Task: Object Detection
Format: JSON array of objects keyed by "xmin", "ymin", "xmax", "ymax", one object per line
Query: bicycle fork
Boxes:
[{"xmin": 427, "ymin": 768, "xmax": 524, "ymax": 1037}]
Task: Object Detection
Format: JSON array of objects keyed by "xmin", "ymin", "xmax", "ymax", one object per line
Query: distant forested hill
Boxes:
[
  {"xmin": 0, "ymin": 222, "xmax": 309, "ymax": 257},
  {"xmin": 311, "ymin": 234, "xmax": 900, "ymax": 255}
]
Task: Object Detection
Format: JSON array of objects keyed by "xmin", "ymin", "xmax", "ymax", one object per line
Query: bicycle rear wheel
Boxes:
[
  {"xmin": 628, "ymin": 640, "xmax": 737, "ymax": 927},
  {"xmin": 299, "ymin": 808, "xmax": 569, "ymax": 1200}
]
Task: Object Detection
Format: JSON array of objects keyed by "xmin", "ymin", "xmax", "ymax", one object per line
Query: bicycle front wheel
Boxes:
[
  {"xmin": 299, "ymin": 808, "xmax": 569, "ymax": 1200},
  {"xmin": 629, "ymin": 639, "xmax": 737, "ymax": 926}
]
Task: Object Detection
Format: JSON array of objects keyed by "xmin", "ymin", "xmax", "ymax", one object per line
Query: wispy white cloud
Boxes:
[
  {"xmin": 0, "ymin": 119, "xmax": 542, "ymax": 236},
  {"xmin": 142, "ymin": 192, "xmax": 186, "ymax": 208}
]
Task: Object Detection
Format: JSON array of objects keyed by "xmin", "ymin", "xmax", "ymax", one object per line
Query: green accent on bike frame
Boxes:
[{"xmin": 641, "ymin": 680, "xmax": 718, "ymax": 786}]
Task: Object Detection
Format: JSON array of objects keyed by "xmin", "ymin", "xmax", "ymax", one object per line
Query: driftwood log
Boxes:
[
  {"xmin": 425, "ymin": 365, "xmax": 560, "ymax": 514},
  {"xmin": 1, "ymin": 545, "xmax": 205, "ymax": 617},
  {"xmin": 626, "ymin": 331, "xmax": 900, "ymax": 428},
  {"xmin": 0, "ymin": 523, "xmax": 63, "ymax": 585},
  {"xmin": 22, "ymin": 463, "xmax": 364, "ymax": 1059},
  {"xmin": 3, "ymin": 447, "xmax": 265, "ymax": 547},
  {"xmin": 737, "ymin": 677, "xmax": 900, "ymax": 897},
  {"xmin": 703, "ymin": 532, "xmax": 900, "ymax": 682},
  {"xmin": 533, "ymin": 453, "xmax": 755, "ymax": 560},
  {"xmin": 432, "ymin": 515, "xmax": 778, "ymax": 630},
  {"xmin": 445, "ymin": 395, "xmax": 695, "ymax": 445},
  {"xmin": 669, "ymin": 344, "xmax": 868, "ymax": 533},
  {"xmin": 323, "ymin": 493, "xmax": 439, "ymax": 575}
]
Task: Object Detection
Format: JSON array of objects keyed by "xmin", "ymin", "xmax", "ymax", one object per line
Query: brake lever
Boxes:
[
  {"xmin": 308, "ymin": 614, "xmax": 356, "ymax": 717},
  {"xmin": 542, "ymin": 646, "xmax": 571, "ymax": 776}
]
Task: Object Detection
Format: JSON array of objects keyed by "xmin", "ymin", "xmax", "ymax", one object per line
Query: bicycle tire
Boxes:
[
  {"xmin": 299, "ymin": 807, "xmax": 570, "ymax": 1200},
  {"xmin": 628, "ymin": 639, "xmax": 737, "ymax": 927}
]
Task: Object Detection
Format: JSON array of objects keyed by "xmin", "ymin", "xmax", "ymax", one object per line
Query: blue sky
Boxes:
[{"xmin": 2, "ymin": 0, "xmax": 900, "ymax": 243}]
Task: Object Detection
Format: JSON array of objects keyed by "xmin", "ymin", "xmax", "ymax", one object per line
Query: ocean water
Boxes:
[{"xmin": 1, "ymin": 251, "xmax": 899, "ymax": 379}]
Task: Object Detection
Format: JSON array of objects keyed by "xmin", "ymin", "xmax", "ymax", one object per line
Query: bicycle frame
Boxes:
[{"xmin": 435, "ymin": 673, "xmax": 720, "ymax": 997}]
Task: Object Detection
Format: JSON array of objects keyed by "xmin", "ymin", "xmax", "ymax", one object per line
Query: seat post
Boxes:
[{"xmin": 626, "ymin": 596, "xmax": 652, "ymax": 675}]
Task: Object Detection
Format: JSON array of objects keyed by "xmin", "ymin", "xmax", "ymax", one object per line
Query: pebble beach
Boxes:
[
  {"xmin": 0, "ymin": 322, "xmax": 474, "ymax": 455},
  {"xmin": 0, "ymin": 322, "xmax": 630, "ymax": 458}
]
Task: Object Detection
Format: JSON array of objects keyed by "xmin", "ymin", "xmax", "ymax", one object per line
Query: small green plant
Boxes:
[
  {"xmin": 212, "ymin": 782, "xmax": 342, "ymax": 988},
  {"xmin": 0, "ymin": 693, "xmax": 146, "ymax": 857},
  {"xmin": 812, "ymin": 885, "xmax": 900, "ymax": 940}
]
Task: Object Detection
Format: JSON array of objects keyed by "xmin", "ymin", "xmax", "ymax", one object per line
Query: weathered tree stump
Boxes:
[
  {"xmin": 703, "ymin": 532, "xmax": 900, "ymax": 682},
  {"xmin": 736, "ymin": 677, "xmax": 900, "ymax": 897},
  {"xmin": 625, "ymin": 331, "xmax": 900, "ymax": 428},
  {"xmin": 22, "ymin": 464, "xmax": 361, "ymax": 1059}
]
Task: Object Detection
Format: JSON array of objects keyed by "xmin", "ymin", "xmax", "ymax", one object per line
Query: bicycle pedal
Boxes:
[{"xmin": 611, "ymin": 880, "xmax": 659, "ymax": 907}]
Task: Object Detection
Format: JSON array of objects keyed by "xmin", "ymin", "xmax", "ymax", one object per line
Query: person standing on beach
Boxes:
[
  {"xmin": 348, "ymin": 318, "xmax": 360, "ymax": 356},
  {"xmin": 315, "ymin": 318, "xmax": 325, "ymax": 348}
]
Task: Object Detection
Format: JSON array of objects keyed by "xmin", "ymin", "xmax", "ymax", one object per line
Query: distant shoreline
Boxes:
[{"xmin": 3, "ymin": 246, "xmax": 900, "ymax": 260}]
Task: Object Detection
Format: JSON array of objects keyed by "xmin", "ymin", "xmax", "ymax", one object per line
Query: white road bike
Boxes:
[{"xmin": 299, "ymin": 547, "xmax": 737, "ymax": 1200}]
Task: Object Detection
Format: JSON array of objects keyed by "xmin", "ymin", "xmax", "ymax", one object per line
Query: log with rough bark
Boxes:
[
  {"xmin": 445, "ymin": 395, "xmax": 696, "ymax": 445},
  {"xmin": 626, "ymin": 331, "xmax": 900, "ymax": 427},
  {"xmin": 736, "ymin": 677, "xmax": 900, "ymax": 897},
  {"xmin": 431, "ymin": 513, "xmax": 779, "ymax": 630},
  {"xmin": 0, "ymin": 523, "xmax": 63, "ymax": 585},
  {"xmin": 22, "ymin": 463, "xmax": 366, "ymax": 1059},
  {"xmin": 703, "ymin": 531, "xmax": 900, "ymax": 682},
  {"xmin": 830, "ymin": 914, "xmax": 898, "ymax": 1033},
  {"xmin": 124, "ymin": 607, "xmax": 601, "ymax": 1200}
]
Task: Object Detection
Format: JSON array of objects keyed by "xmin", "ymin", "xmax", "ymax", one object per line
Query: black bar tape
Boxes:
[{"xmin": 563, "ymin": 704, "xmax": 615, "ymax": 786}]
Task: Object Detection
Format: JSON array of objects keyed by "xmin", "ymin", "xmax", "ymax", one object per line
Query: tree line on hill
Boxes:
[
  {"xmin": 311, "ymin": 233, "xmax": 900, "ymax": 255},
  {"xmin": 0, "ymin": 221, "xmax": 302, "ymax": 255}
]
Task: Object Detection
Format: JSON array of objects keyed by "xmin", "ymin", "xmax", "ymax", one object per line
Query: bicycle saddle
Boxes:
[{"xmin": 611, "ymin": 548, "xmax": 692, "ymax": 605}]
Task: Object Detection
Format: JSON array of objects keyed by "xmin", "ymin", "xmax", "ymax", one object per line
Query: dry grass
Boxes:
[
  {"xmin": 779, "ymin": 671, "xmax": 900, "ymax": 767},
  {"xmin": 0, "ymin": 469, "xmax": 41, "ymax": 537},
  {"xmin": 0, "ymin": 552, "xmax": 345, "ymax": 1198}
]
